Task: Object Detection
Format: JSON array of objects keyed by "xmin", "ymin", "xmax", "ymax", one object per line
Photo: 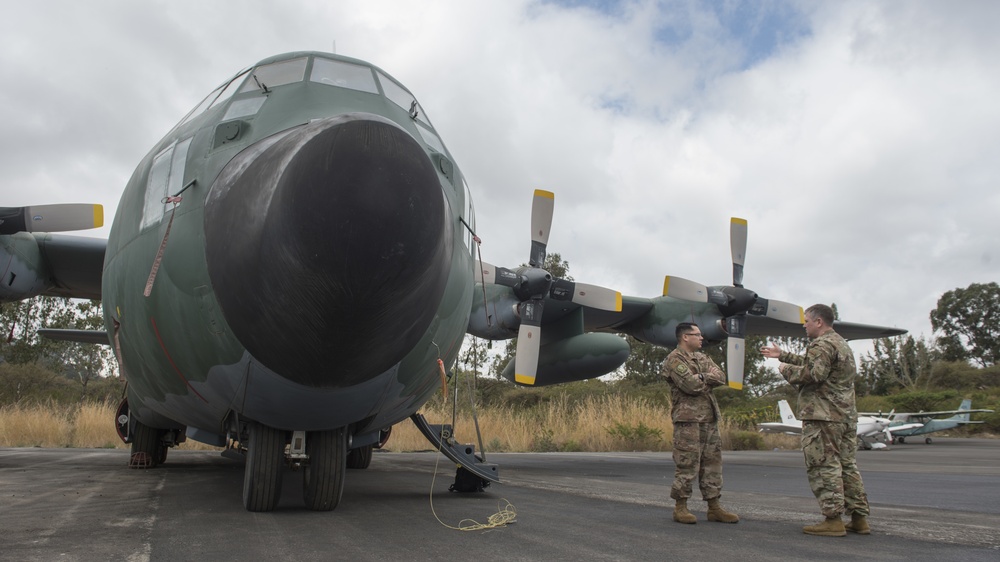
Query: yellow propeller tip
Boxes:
[
  {"xmin": 514, "ymin": 373, "xmax": 536, "ymax": 385},
  {"xmin": 533, "ymin": 189, "xmax": 554, "ymax": 199}
]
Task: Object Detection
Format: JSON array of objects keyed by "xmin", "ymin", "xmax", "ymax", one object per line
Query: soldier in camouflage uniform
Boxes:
[
  {"xmin": 661, "ymin": 322, "xmax": 739, "ymax": 525},
  {"xmin": 761, "ymin": 304, "xmax": 870, "ymax": 537}
]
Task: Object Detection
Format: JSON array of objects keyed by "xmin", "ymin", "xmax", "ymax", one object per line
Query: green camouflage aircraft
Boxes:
[{"xmin": 0, "ymin": 51, "xmax": 905, "ymax": 512}]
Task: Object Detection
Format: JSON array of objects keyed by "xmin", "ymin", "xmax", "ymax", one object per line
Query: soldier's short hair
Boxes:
[
  {"xmin": 805, "ymin": 304, "xmax": 835, "ymax": 326},
  {"xmin": 675, "ymin": 322, "xmax": 699, "ymax": 341}
]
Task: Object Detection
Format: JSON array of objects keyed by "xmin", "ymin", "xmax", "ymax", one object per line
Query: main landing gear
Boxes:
[
  {"xmin": 115, "ymin": 398, "xmax": 181, "ymax": 468},
  {"xmin": 239, "ymin": 422, "xmax": 349, "ymax": 512}
]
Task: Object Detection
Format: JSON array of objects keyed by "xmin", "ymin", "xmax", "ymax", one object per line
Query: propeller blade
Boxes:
[
  {"xmin": 730, "ymin": 217, "xmax": 747, "ymax": 287},
  {"xmin": 727, "ymin": 337, "xmax": 745, "ymax": 390},
  {"xmin": 550, "ymin": 279, "xmax": 622, "ymax": 311},
  {"xmin": 513, "ymin": 300, "xmax": 544, "ymax": 385},
  {"xmin": 750, "ymin": 298, "xmax": 804, "ymax": 324},
  {"xmin": 529, "ymin": 189, "xmax": 554, "ymax": 267},
  {"xmin": 570, "ymin": 282, "xmax": 622, "ymax": 312},
  {"xmin": 475, "ymin": 262, "xmax": 521, "ymax": 288},
  {"xmin": 0, "ymin": 204, "xmax": 104, "ymax": 235},
  {"xmin": 662, "ymin": 276, "xmax": 709, "ymax": 302},
  {"xmin": 474, "ymin": 262, "xmax": 495, "ymax": 284}
]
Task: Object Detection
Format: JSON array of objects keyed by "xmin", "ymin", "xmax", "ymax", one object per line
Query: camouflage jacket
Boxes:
[
  {"xmin": 661, "ymin": 348, "xmax": 726, "ymax": 423},
  {"xmin": 778, "ymin": 330, "xmax": 858, "ymax": 422}
]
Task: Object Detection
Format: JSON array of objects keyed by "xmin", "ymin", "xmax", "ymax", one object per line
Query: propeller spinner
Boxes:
[
  {"xmin": 663, "ymin": 217, "xmax": 804, "ymax": 389},
  {"xmin": 475, "ymin": 190, "xmax": 623, "ymax": 385}
]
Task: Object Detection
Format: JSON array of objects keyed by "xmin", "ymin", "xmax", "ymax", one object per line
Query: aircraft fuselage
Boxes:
[{"xmin": 102, "ymin": 52, "xmax": 476, "ymax": 446}]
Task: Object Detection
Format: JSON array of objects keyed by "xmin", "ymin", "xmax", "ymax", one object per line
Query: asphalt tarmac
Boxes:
[{"xmin": 2, "ymin": 438, "xmax": 999, "ymax": 561}]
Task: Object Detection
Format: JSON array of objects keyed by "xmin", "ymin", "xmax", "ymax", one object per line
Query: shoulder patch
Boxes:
[{"xmin": 673, "ymin": 363, "xmax": 690, "ymax": 375}]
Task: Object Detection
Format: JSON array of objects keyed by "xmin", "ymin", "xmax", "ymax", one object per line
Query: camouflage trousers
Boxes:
[
  {"xmin": 670, "ymin": 421, "xmax": 723, "ymax": 501},
  {"xmin": 801, "ymin": 420, "xmax": 870, "ymax": 518}
]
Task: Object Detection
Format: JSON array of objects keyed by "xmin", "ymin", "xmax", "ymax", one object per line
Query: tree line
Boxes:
[{"xmin": 2, "ymin": 258, "xmax": 998, "ymax": 434}]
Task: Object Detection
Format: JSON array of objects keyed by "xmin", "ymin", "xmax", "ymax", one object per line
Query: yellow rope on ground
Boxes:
[{"xmin": 428, "ymin": 437, "xmax": 517, "ymax": 531}]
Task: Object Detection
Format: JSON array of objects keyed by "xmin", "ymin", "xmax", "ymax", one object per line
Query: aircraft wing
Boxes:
[
  {"xmin": 757, "ymin": 422, "xmax": 801, "ymax": 435},
  {"xmin": 747, "ymin": 316, "xmax": 906, "ymax": 340},
  {"xmin": 37, "ymin": 328, "xmax": 110, "ymax": 345},
  {"xmin": 860, "ymin": 409, "xmax": 995, "ymax": 418},
  {"xmin": 885, "ymin": 423, "xmax": 924, "ymax": 434}
]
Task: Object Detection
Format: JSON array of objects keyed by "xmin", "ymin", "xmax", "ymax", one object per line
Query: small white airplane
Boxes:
[
  {"xmin": 860, "ymin": 399, "xmax": 994, "ymax": 445},
  {"xmin": 758, "ymin": 400, "xmax": 923, "ymax": 450}
]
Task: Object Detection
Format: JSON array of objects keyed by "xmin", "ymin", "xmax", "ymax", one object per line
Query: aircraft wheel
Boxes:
[
  {"xmin": 303, "ymin": 427, "xmax": 347, "ymax": 511},
  {"xmin": 242, "ymin": 422, "xmax": 286, "ymax": 512},
  {"xmin": 129, "ymin": 421, "xmax": 161, "ymax": 468},
  {"xmin": 157, "ymin": 443, "xmax": 169, "ymax": 465},
  {"xmin": 925, "ymin": 437, "xmax": 933, "ymax": 444},
  {"xmin": 346, "ymin": 444, "xmax": 374, "ymax": 469},
  {"xmin": 898, "ymin": 437, "xmax": 906, "ymax": 444}
]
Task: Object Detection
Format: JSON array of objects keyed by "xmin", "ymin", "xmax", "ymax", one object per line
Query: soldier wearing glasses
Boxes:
[{"xmin": 661, "ymin": 322, "xmax": 739, "ymax": 525}]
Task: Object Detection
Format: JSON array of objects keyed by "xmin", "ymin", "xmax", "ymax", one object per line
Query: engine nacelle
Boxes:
[
  {"xmin": 467, "ymin": 283, "xmax": 521, "ymax": 339},
  {"xmin": 0, "ymin": 232, "xmax": 50, "ymax": 302},
  {"xmin": 617, "ymin": 296, "xmax": 728, "ymax": 347}
]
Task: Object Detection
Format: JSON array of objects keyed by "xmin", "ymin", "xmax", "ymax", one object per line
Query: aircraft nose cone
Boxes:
[{"xmin": 205, "ymin": 114, "xmax": 450, "ymax": 388}]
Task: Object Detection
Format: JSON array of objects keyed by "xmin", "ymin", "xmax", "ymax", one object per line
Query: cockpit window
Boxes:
[
  {"xmin": 177, "ymin": 68, "xmax": 250, "ymax": 126},
  {"xmin": 239, "ymin": 57, "xmax": 308, "ymax": 93},
  {"xmin": 377, "ymin": 71, "xmax": 433, "ymax": 129},
  {"xmin": 209, "ymin": 69, "xmax": 251, "ymax": 109},
  {"xmin": 310, "ymin": 58, "xmax": 379, "ymax": 94}
]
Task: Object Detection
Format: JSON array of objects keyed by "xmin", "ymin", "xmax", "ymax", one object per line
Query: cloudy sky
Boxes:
[{"xmin": 2, "ymin": 0, "xmax": 997, "ymax": 358}]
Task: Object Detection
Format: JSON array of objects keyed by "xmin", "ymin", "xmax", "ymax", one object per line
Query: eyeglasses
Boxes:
[{"xmin": 684, "ymin": 332, "xmax": 703, "ymax": 338}]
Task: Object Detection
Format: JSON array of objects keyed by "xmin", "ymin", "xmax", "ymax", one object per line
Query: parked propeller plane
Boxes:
[
  {"xmin": 861, "ymin": 399, "xmax": 994, "ymax": 444},
  {"xmin": 758, "ymin": 400, "xmax": 922, "ymax": 450},
  {"xmin": 0, "ymin": 51, "xmax": 906, "ymax": 512}
]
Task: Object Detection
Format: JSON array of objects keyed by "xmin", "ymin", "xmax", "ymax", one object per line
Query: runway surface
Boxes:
[{"xmin": 2, "ymin": 438, "xmax": 999, "ymax": 561}]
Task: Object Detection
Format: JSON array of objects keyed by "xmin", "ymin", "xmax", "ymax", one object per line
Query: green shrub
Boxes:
[
  {"xmin": 727, "ymin": 430, "xmax": 765, "ymax": 451},
  {"xmin": 605, "ymin": 421, "xmax": 664, "ymax": 450}
]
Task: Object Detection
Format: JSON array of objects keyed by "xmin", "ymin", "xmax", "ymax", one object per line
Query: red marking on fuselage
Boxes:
[{"xmin": 150, "ymin": 317, "xmax": 208, "ymax": 403}]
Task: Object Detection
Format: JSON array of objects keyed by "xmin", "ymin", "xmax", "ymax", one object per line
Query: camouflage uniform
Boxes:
[
  {"xmin": 779, "ymin": 331, "xmax": 870, "ymax": 519},
  {"xmin": 661, "ymin": 348, "xmax": 727, "ymax": 501}
]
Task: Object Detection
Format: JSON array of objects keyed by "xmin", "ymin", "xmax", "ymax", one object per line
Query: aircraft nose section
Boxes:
[{"xmin": 204, "ymin": 114, "xmax": 450, "ymax": 388}]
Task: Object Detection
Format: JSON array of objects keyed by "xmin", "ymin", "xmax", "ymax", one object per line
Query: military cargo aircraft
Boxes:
[{"xmin": 0, "ymin": 51, "xmax": 906, "ymax": 512}]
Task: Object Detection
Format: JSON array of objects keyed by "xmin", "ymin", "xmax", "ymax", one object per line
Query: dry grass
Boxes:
[{"xmin": 0, "ymin": 398, "xmax": 801, "ymax": 452}]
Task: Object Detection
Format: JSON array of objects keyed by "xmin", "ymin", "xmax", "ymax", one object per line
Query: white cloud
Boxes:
[{"xmin": 1, "ymin": 0, "xmax": 996, "ymax": 360}]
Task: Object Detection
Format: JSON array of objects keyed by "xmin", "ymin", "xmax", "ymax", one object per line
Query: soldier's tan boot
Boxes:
[
  {"xmin": 673, "ymin": 499, "xmax": 697, "ymax": 524},
  {"xmin": 845, "ymin": 513, "xmax": 870, "ymax": 535},
  {"xmin": 706, "ymin": 498, "xmax": 739, "ymax": 523},
  {"xmin": 802, "ymin": 516, "xmax": 846, "ymax": 537}
]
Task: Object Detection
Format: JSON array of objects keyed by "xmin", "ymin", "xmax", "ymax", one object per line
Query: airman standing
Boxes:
[
  {"xmin": 662, "ymin": 322, "xmax": 739, "ymax": 525},
  {"xmin": 761, "ymin": 303, "xmax": 870, "ymax": 537}
]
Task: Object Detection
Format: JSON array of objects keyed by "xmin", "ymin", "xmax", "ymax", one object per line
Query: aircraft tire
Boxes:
[
  {"xmin": 303, "ymin": 427, "xmax": 347, "ymax": 511},
  {"xmin": 898, "ymin": 437, "xmax": 906, "ymax": 444},
  {"xmin": 242, "ymin": 422, "xmax": 286, "ymax": 512},
  {"xmin": 130, "ymin": 421, "xmax": 162, "ymax": 468},
  {"xmin": 346, "ymin": 444, "xmax": 373, "ymax": 469},
  {"xmin": 925, "ymin": 437, "xmax": 932, "ymax": 444}
]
